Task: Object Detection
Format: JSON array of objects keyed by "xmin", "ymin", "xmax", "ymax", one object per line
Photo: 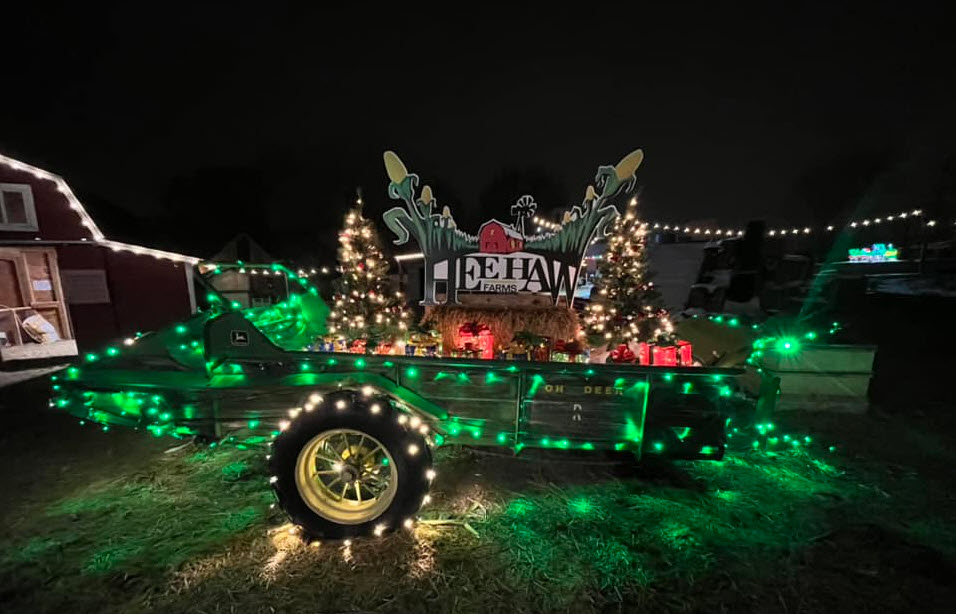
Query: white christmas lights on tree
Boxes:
[
  {"xmin": 583, "ymin": 198, "xmax": 675, "ymax": 346},
  {"xmin": 327, "ymin": 193, "xmax": 411, "ymax": 348}
]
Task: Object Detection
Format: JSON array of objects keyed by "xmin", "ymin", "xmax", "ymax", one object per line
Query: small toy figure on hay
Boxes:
[{"xmin": 406, "ymin": 320, "xmax": 441, "ymax": 357}]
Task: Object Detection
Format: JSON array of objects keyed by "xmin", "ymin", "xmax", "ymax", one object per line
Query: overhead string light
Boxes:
[{"xmin": 537, "ymin": 208, "xmax": 929, "ymax": 242}]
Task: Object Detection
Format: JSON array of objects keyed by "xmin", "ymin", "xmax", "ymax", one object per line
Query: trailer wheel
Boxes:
[{"xmin": 268, "ymin": 391, "xmax": 432, "ymax": 540}]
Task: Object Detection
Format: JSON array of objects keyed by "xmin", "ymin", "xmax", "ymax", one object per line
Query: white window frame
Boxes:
[{"xmin": 0, "ymin": 183, "xmax": 39, "ymax": 231}]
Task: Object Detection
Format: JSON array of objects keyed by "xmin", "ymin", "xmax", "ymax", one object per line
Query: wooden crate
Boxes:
[
  {"xmin": 757, "ymin": 344, "xmax": 876, "ymax": 413},
  {"xmin": 0, "ymin": 247, "xmax": 76, "ymax": 361}
]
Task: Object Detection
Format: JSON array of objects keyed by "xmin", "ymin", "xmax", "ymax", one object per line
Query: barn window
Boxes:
[{"xmin": 0, "ymin": 184, "xmax": 38, "ymax": 231}]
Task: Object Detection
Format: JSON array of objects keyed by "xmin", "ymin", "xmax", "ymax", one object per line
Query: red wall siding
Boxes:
[
  {"xmin": 0, "ymin": 165, "xmax": 95, "ymax": 241},
  {"xmin": 58, "ymin": 245, "xmax": 192, "ymax": 349}
]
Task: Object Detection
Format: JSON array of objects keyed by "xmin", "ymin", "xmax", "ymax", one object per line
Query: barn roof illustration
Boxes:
[{"xmin": 478, "ymin": 219, "xmax": 524, "ymax": 239}]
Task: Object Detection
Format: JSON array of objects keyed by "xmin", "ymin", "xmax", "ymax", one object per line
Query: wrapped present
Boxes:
[
  {"xmin": 652, "ymin": 344, "xmax": 678, "ymax": 366},
  {"xmin": 552, "ymin": 339, "xmax": 586, "ymax": 363},
  {"xmin": 504, "ymin": 340, "xmax": 530, "ymax": 361},
  {"xmin": 333, "ymin": 338, "xmax": 349, "ymax": 353},
  {"xmin": 677, "ymin": 340, "xmax": 694, "ymax": 366},
  {"xmin": 609, "ymin": 343, "xmax": 637, "ymax": 364},
  {"xmin": 349, "ymin": 339, "xmax": 367, "ymax": 354},
  {"xmin": 457, "ymin": 321, "xmax": 494, "ymax": 360},
  {"xmin": 374, "ymin": 342, "xmax": 392, "ymax": 355}
]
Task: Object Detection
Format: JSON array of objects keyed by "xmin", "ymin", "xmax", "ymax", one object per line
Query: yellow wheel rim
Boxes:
[{"xmin": 294, "ymin": 428, "xmax": 398, "ymax": 525}]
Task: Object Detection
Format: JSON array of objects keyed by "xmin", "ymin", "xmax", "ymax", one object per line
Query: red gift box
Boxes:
[
  {"xmin": 458, "ymin": 322, "xmax": 494, "ymax": 360},
  {"xmin": 652, "ymin": 344, "xmax": 678, "ymax": 366},
  {"xmin": 677, "ymin": 340, "xmax": 693, "ymax": 366}
]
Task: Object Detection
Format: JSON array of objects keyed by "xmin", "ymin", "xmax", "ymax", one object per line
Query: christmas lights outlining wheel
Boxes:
[{"xmin": 268, "ymin": 391, "xmax": 432, "ymax": 539}]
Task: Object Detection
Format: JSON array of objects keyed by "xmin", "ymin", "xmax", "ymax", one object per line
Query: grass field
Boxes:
[{"xmin": 1, "ymin": 380, "xmax": 954, "ymax": 613}]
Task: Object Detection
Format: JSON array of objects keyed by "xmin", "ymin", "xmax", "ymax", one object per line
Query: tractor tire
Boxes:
[{"xmin": 268, "ymin": 390, "xmax": 432, "ymax": 540}]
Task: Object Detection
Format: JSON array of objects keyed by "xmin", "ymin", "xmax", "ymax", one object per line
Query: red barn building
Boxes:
[
  {"xmin": 478, "ymin": 220, "xmax": 524, "ymax": 254},
  {"xmin": 0, "ymin": 153, "xmax": 199, "ymax": 362}
]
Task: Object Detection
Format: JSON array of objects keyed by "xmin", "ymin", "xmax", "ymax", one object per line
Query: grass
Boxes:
[{"xmin": 1, "ymin": 382, "xmax": 954, "ymax": 613}]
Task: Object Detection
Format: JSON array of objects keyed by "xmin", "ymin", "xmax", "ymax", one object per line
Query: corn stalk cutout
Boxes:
[{"xmin": 383, "ymin": 149, "xmax": 643, "ymax": 305}]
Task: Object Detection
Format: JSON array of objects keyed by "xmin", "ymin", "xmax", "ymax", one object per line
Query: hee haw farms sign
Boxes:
[{"xmin": 382, "ymin": 150, "xmax": 644, "ymax": 305}]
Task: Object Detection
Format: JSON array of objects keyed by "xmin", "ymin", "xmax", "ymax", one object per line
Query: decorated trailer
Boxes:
[
  {"xmin": 49, "ymin": 149, "xmax": 769, "ymax": 540},
  {"xmin": 50, "ymin": 262, "xmax": 755, "ymax": 539}
]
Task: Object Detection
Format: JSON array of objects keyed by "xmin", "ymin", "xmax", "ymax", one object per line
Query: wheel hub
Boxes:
[{"xmin": 294, "ymin": 428, "xmax": 399, "ymax": 525}]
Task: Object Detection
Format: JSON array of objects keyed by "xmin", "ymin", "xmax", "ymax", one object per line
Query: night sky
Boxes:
[{"xmin": 2, "ymin": 3, "xmax": 953, "ymax": 262}]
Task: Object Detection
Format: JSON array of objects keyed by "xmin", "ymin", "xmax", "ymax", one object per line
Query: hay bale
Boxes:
[{"xmin": 424, "ymin": 304, "xmax": 580, "ymax": 352}]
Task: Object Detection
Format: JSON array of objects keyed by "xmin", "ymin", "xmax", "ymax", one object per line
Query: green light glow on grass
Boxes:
[
  {"xmin": 529, "ymin": 374, "xmax": 545, "ymax": 396},
  {"xmin": 300, "ymin": 362, "xmax": 311, "ymax": 372},
  {"xmin": 405, "ymin": 367, "xmax": 419, "ymax": 378},
  {"xmin": 85, "ymin": 353, "xmax": 98, "ymax": 362},
  {"xmin": 457, "ymin": 372, "xmax": 471, "ymax": 383},
  {"xmin": 508, "ymin": 499, "xmax": 534, "ymax": 516},
  {"xmin": 539, "ymin": 437, "xmax": 550, "ymax": 447},
  {"xmin": 247, "ymin": 420, "xmax": 260, "ymax": 429},
  {"xmin": 485, "ymin": 371, "xmax": 502, "ymax": 384},
  {"xmin": 448, "ymin": 424, "xmax": 461, "ymax": 437},
  {"xmin": 557, "ymin": 439, "xmax": 570, "ymax": 449},
  {"xmin": 653, "ymin": 442, "xmax": 664, "ymax": 452},
  {"xmin": 507, "ymin": 365, "xmax": 519, "ymax": 372},
  {"xmin": 581, "ymin": 442, "xmax": 594, "ymax": 450},
  {"xmin": 105, "ymin": 347, "xmax": 119, "ymax": 356},
  {"xmin": 663, "ymin": 373, "xmax": 674, "ymax": 382},
  {"xmin": 327, "ymin": 358, "xmax": 337, "ymax": 365},
  {"xmin": 719, "ymin": 386, "xmax": 733, "ymax": 397},
  {"xmin": 383, "ymin": 361, "xmax": 394, "ymax": 367},
  {"xmin": 354, "ymin": 358, "xmax": 366, "ymax": 369},
  {"xmin": 700, "ymin": 445, "xmax": 716, "ymax": 455},
  {"xmin": 175, "ymin": 325, "xmax": 187, "ymax": 334},
  {"xmin": 568, "ymin": 497, "xmax": 593, "ymax": 515},
  {"xmin": 496, "ymin": 432, "xmax": 508, "ymax": 444}
]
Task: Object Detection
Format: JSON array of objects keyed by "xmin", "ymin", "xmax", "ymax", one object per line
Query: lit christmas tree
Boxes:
[
  {"xmin": 328, "ymin": 192, "xmax": 410, "ymax": 349},
  {"xmin": 584, "ymin": 197, "xmax": 675, "ymax": 347}
]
